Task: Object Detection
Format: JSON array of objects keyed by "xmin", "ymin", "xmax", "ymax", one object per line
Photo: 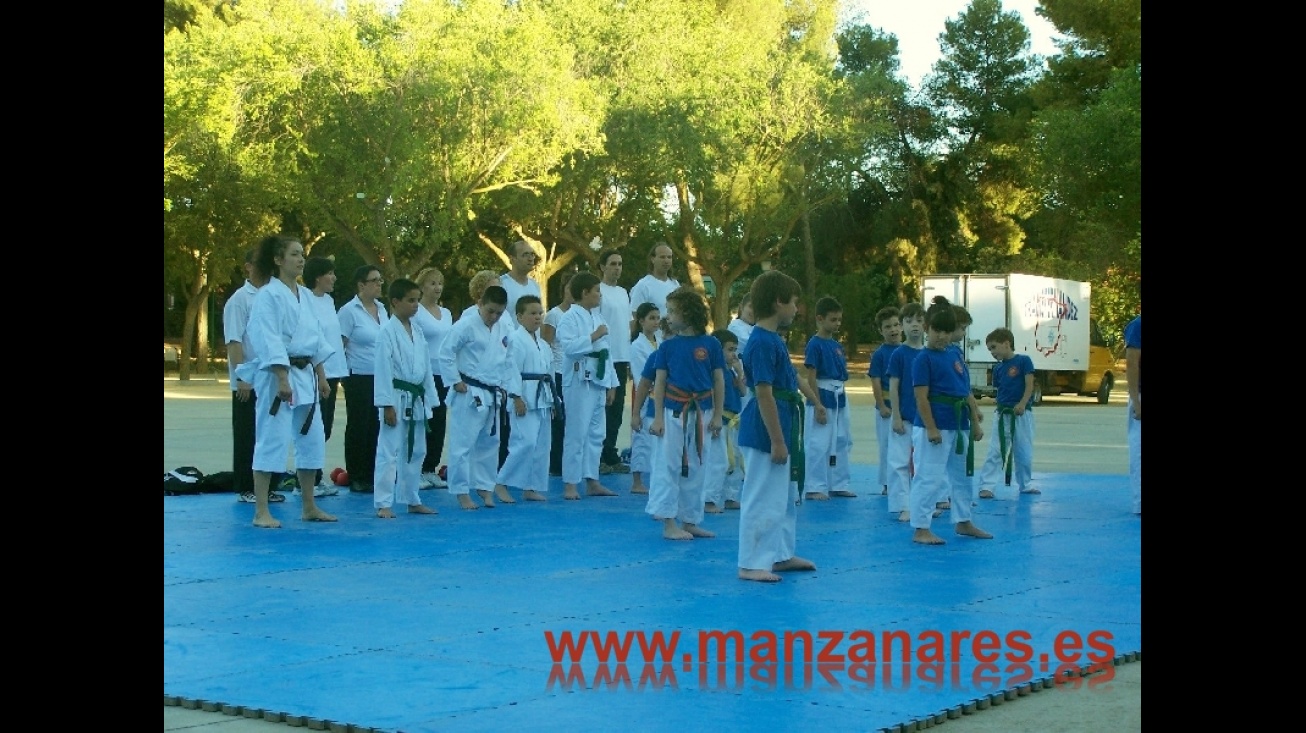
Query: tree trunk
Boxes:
[
  {"xmin": 801, "ymin": 208, "xmax": 817, "ymax": 335},
  {"xmin": 194, "ymin": 288, "xmax": 211, "ymax": 374}
]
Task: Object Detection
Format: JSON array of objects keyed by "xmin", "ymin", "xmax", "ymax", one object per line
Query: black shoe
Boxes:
[{"xmin": 349, "ymin": 481, "xmax": 374, "ymax": 494}]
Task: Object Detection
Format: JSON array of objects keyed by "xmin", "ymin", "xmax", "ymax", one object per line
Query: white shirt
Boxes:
[
  {"xmin": 244, "ymin": 279, "xmax": 332, "ymax": 405},
  {"xmin": 557, "ymin": 305, "xmax": 616, "ymax": 388},
  {"xmin": 310, "ymin": 292, "xmax": 349, "ymax": 379},
  {"xmin": 544, "ymin": 305, "xmax": 570, "ymax": 375},
  {"xmin": 373, "ymin": 317, "xmax": 440, "ymax": 418},
  {"xmin": 504, "ymin": 327, "xmax": 556, "ymax": 410},
  {"xmin": 727, "ymin": 317, "xmax": 754, "ymax": 358},
  {"xmin": 337, "ymin": 296, "xmax": 388, "ymax": 375},
  {"xmin": 223, "ymin": 280, "xmax": 259, "ymax": 391},
  {"xmin": 629, "ymin": 274, "xmax": 680, "ymax": 318},
  {"xmin": 498, "ymin": 273, "xmax": 542, "ymax": 332},
  {"xmin": 598, "ymin": 282, "xmax": 632, "ymax": 363},
  {"xmin": 438, "ymin": 310, "xmax": 511, "ymax": 390},
  {"xmin": 411, "ymin": 302, "xmax": 453, "ymax": 375}
]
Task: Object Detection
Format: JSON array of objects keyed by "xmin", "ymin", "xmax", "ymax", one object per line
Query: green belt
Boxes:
[
  {"xmin": 929, "ymin": 394, "xmax": 974, "ymax": 476},
  {"xmin": 585, "ymin": 348, "xmax": 610, "ymax": 381},
  {"xmin": 393, "ymin": 378, "xmax": 430, "ymax": 463},
  {"xmin": 771, "ymin": 388, "xmax": 806, "ymax": 499},
  {"xmin": 996, "ymin": 404, "xmax": 1017, "ymax": 486}
]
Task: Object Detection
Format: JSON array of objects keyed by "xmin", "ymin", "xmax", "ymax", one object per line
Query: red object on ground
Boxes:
[
  {"xmin": 438, "ymin": 465, "xmax": 448, "ymax": 481},
  {"xmin": 333, "ymin": 468, "xmax": 350, "ymax": 486}
]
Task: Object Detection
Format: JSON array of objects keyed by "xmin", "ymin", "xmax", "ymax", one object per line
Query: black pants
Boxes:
[
  {"xmin": 343, "ymin": 373, "xmax": 379, "ymax": 488},
  {"xmin": 601, "ymin": 362, "xmax": 630, "ymax": 465},
  {"xmin": 312, "ymin": 378, "xmax": 342, "ymax": 486},
  {"xmin": 550, "ymin": 373, "xmax": 565, "ymax": 475},
  {"xmin": 231, "ymin": 390, "xmax": 256, "ymax": 495},
  {"xmin": 421, "ymin": 375, "xmax": 451, "ymax": 472}
]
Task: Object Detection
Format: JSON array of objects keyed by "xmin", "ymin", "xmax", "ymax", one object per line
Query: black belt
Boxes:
[
  {"xmin": 288, "ymin": 356, "xmax": 313, "ymax": 369},
  {"xmin": 521, "ymin": 372, "xmax": 560, "ymax": 411},
  {"xmin": 460, "ymin": 373, "xmax": 505, "ymax": 435}
]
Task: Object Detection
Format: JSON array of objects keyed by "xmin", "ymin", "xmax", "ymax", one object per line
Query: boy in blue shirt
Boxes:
[
  {"xmin": 868, "ymin": 306, "xmax": 902, "ymax": 496},
  {"xmin": 887, "ymin": 302, "xmax": 925, "ymax": 521},
  {"xmin": 975, "ymin": 328, "xmax": 1037, "ymax": 499},
  {"xmin": 805, "ymin": 297, "xmax": 854, "ymax": 500}
]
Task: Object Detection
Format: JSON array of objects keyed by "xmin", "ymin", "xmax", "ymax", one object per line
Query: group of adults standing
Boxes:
[{"xmin": 222, "ymin": 233, "xmax": 686, "ymax": 525}]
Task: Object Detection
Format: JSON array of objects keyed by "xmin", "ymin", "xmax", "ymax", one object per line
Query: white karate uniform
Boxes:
[
  {"xmin": 243, "ymin": 279, "xmax": 333, "ymax": 472},
  {"xmin": 737, "ymin": 447, "xmax": 798, "ymax": 571},
  {"xmin": 976, "ymin": 408, "xmax": 1035, "ymax": 495},
  {"xmin": 628, "ymin": 331, "xmax": 662, "ymax": 476},
  {"xmin": 496, "ymin": 327, "xmax": 556, "ymax": 493},
  {"xmin": 498, "ymin": 274, "xmax": 541, "ymax": 333},
  {"xmin": 628, "ymin": 274, "xmax": 680, "ymax": 316},
  {"xmin": 648, "ymin": 399, "xmax": 714, "ymax": 525},
  {"xmin": 886, "ymin": 427, "xmax": 912, "ymax": 514},
  {"xmin": 437, "ymin": 311, "xmax": 510, "ymax": 496},
  {"xmin": 804, "ymin": 379, "xmax": 852, "ymax": 494},
  {"xmin": 557, "ymin": 305, "xmax": 615, "ymax": 484},
  {"xmin": 702, "ymin": 412, "xmax": 743, "ymax": 506},
  {"xmin": 909, "ymin": 426, "xmax": 974, "ymax": 530},
  {"xmin": 372, "ymin": 316, "xmax": 440, "ymax": 509}
]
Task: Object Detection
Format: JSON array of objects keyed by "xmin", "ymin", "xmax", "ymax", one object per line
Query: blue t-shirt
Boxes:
[
  {"xmin": 868, "ymin": 342, "xmax": 900, "ymax": 407},
  {"xmin": 1124, "ymin": 315, "xmax": 1141, "ymax": 394},
  {"xmin": 739, "ymin": 327, "xmax": 799, "ymax": 452},
  {"xmin": 640, "ymin": 349, "xmax": 659, "ymax": 418},
  {"xmin": 654, "ymin": 334, "xmax": 724, "ymax": 411},
  {"xmin": 723, "ymin": 365, "xmax": 743, "ymax": 414},
  {"xmin": 993, "ymin": 353, "xmax": 1035, "ymax": 407},
  {"xmin": 911, "ymin": 346, "xmax": 971, "ymax": 431},
  {"xmin": 887, "ymin": 344, "xmax": 922, "ymax": 423},
  {"xmin": 804, "ymin": 334, "xmax": 849, "ymax": 409}
]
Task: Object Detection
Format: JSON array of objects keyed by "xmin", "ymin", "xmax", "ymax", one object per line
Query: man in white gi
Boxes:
[
  {"xmin": 596, "ymin": 249, "xmax": 632, "ymax": 474},
  {"xmin": 557, "ymin": 272, "xmax": 618, "ymax": 500}
]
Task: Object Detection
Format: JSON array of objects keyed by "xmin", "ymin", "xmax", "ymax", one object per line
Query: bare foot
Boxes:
[
  {"xmin": 523, "ymin": 490, "xmax": 547, "ymax": 502},
  {"xmin": 630, "ymin": 484, "xmax": 649, "ymax": 495},
  {"xmin": 897, "ymin": 510, "xmax": 910, "ymax": 522},
  {"xmin": 683, "ymin": 524, "xmax": 715, "ymax": 538},
  {"xmin": 739, "ymin": 569, "xmax": 781, "ymax": 583},
  {"xmin": 913, "ymin": 528, "xmax": 946, "ymax": 545},
  {"xmin": 978, "ymin": 488, "xmax": 995, "ymax": 499},
  {"xmin": 586, "ymin": 482, "xmax": 617, "ymax": 497},
  {"xmin": 253, "ymin": 512, "xmax": 281, "ymax": 529},
  {"xmin": 407, "ymin": 504, "xmax": 437, "ymax": 515},
  {"xmin": 494, "ymin": 485, "xmax": 516, "ymax": 504},
  {"xmin": 704, "ymin": 502, "xmax": 723, "ymax": 514},
  {"xmin": 955, "ymin": 521, "xmax": 993, "ymax": 539},
  {"xmin": 806, "ymin": 492, "xmax": 830, "ymax": 501},
  {"xmin": 1019, "ymin": 487, "xmax": 1041, "ymax": 495},
  {"xmin": 457, "ymin": 494, "xmax": 480, "ymax": 510},
  {"xmin": 563, "ymin": 484, "xmax": 581, "ymax": 500},
  {"xmin": 376, "ymin": 507, "xmax": 396, "ymax": 519},
  {"xmin": 724, "ymin": 499, "xmax": 740, "ymax": 510},
  {"xmin": 830, "ymin": 490, "xmax": 857, "ymax": 498},
  {"xmin": 662, "ymin": 520, "xmax": 693, "ymax": 540},
  {"xmin": 477, "ymin": 489, "xmax": 496, "ymax": 508},
  {"xmin": 302, "ymin": 508, "xmax": 337, "ymax": 522},
  {"xmin": 773, "ymin": 557, "xmax": 816, "ymax": 572}
]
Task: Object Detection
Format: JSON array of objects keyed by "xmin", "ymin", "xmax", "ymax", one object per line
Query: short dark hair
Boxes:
[
  {"xmin": 665, "ymin": 286, "xmax": 710, "ymax": 335},
  {"xmin": 388, "ymin": 278, "xmax": 420, "ymax": 303},
  {"xmin": 986, "ymin": 327, "xmax": 1015, "ymax": 347},
  {"xmin": 354, "ymin": 264, "xmax": 380, "ymax": 285},
  {"xmin": 926, "ymin": 296, "xmax": 958, "ymax": 333},
  {"xmin": 303, "ymin": 257, "xmax": 335, "ymax": 290},
  {"xmin": 598, "ymin": 249, "xmax": 622, "ymax": 267},
  {"xmin": 875, "ymin": 305, "xmax": 900, "ymax": 326},
  {"xmin": 952, "ymin": 304, "xmax": 973, "ymax": 327},
  {"xmin": 817, "ymin": 297, "xmax": 844, "ymax": 317},
  {"xmin": 899, "ymin": 302, "xmax": 925, "ymax": 321},
  {"xmin": 481, "ymin": 284, "xmax": 508, "ymax": 306},
  {"xmin": 516, "ymin": 294, "xmax": 542, "ymax": 314},
  {"xmin": 712, "ymin": 328, "xmax": 738, "ymax": 346},
  {"xmin": 749, "ymin": 270, "xmax": 801, "ymax": 319},
  {"xmin": 569, "ymin": 272, "xmax": 600, "ymax": 300}
]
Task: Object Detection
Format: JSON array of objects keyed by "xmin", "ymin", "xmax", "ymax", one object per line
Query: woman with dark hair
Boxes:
[
  {"xmin": 412, "ymin": 266, "xmax": 453, "ymax": 488},
  {"xmin": 303, "ymin": 256, "xmax": 346, "ymax": 496},
  {"xmin": 337, "ymin": 264, "xmax": 388, "ymax": 493},
  {"xmin": 241, "ymin": 235, "xmax": 336, "ymax": 528}
]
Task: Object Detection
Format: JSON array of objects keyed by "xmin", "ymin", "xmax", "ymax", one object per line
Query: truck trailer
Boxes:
[{"xmin": 920, "ymin": 273, "xmax": 1117, "ymax": 404}]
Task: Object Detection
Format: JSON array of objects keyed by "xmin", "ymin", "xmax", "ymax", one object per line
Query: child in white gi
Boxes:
[
  {"xmin": 628, "ymin": 302, "xmax": 662, "ymax": 496},
  {"xmin": 372, "ymin": 279, "xmax": 440, "ymax": 518},
  {"xmin": 737, "ymin": 270, "xmax": 817, "ymax": 582},
  {"xmin": 557, "ymin": 272, "xmax": 618, "ymax": 500},
  {"xmin": 438, "ymin": 285, "xmax": 511, "ymax": 510},
  {"xmin": 974, "ymin": 327, "xmax": 1037, "ymax": 499},
  {"xmin": 648, "ymin": 287, "xmax": 724, "ymax": 540},
  {"xmin": 703, "ymin": 329, "xmax": 745, "ymax": 513},
  {"xmin": 493, "ymin": 295, "xmax": 555, "ymax": 503},
  {"xmin": 887, "ymin": 302, "xmax": 926, "ymax": 521},
  {"xmin": 868, "ymin": 306, "xmax": 902, "ymax": 496},
  {"xmin": 804, "ymin": 297, "xmax": 854, "ymax": 500}
]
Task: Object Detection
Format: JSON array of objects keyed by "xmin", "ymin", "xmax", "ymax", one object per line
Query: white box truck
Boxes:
[{"xmin": 920, "ymin": 273, "xmax": 1117, "ymax": 404}]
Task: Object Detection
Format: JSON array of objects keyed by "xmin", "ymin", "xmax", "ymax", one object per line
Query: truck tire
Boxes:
[{"xmin": 1096, "ymin": 374, "xmax": 1113, "ymax": 404}]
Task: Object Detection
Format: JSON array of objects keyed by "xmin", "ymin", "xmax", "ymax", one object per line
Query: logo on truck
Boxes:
[{"xmin": 1026, "ymin": 287, "xmax": 1081, "ymax": 357}]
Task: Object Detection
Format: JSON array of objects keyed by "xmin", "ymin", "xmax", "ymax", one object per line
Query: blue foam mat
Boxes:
[{"xmin": 164, "ymin": 465, "xmax": 1141, "ymax": 731}]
